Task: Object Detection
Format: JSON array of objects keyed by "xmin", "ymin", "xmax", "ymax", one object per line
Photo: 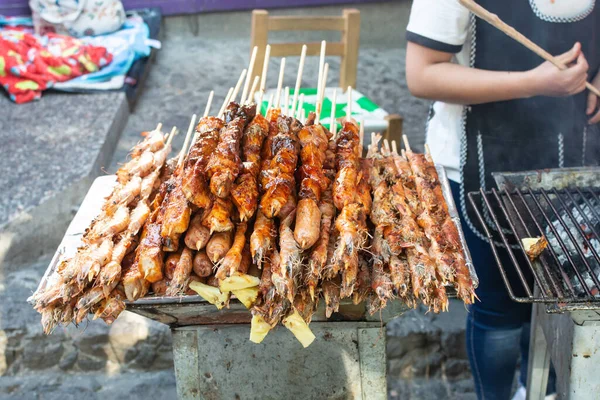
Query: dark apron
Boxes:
[{"xmin": 463, "ymin": 0, "xmax": 600, "ymax": 240}]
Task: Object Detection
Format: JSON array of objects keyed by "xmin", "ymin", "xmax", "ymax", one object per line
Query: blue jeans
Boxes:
[{"xmin": 450, "ymin": 181, "xmax": 554, "ymax": 400}]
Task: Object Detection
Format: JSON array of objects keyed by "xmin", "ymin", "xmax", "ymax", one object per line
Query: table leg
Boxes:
[{"xmin": 526, "ymin": 302, "xmax": 551, "ymax": 400}]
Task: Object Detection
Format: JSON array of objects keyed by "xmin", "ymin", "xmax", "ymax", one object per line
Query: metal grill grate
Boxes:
[{"xmin": 468, "ymin": 186, "xmax": 600, "ymax": 307}]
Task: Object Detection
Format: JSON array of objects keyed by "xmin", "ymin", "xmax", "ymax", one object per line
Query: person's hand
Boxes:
[
  {"xmin": 527, "ymin": 42, "xmax": 589, "ymax": 97},
  {"xmin": 586, "ymin": 72, "xmax": 600, "ymax": 124}
]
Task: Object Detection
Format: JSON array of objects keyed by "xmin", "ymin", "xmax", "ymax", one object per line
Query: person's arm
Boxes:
[
  {"xmin": 406, "ymin": 41, "xmax": 589, "ymax": 105},
  {"xmin": 586, "ymin": 72, "xmax": 600, "ymax": 124}
]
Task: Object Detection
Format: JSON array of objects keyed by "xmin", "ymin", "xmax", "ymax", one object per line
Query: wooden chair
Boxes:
[
  {"xmin": 251, "ymin": 9, "xmax": 359, "ymax": 88},
  {"xmin": 250, "ymin": 8, "xmax": 403, "ymax": 142}
]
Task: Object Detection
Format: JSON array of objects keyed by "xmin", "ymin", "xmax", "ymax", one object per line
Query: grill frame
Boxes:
[{"xmin": 467, "ymin": 167, "xmax": 600, "ymax": 310}]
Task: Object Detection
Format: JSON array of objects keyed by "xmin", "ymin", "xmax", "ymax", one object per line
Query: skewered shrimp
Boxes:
[
  {"xmin": 123, "ymin": 261, "xmax": 150, "ymax": 302},
  {"xmin": 136, "ymin": 223, "xmax": 164, "ymax": 283},
  {"xmin": 353, "ymin": 255, "xmax": 372, "ymax": 305},
  {"xmin": 202, "ymin": 197, "xmax": 234, "ymax": 233},
  {"xmin": 322, "ymin": 277, "xmax": 341, "ymax": 318},
  {"xmin": 116, "ymin": 151, "xmax": 155, "ymax": 184},
  {"xmin": 131, "ymin": 130, "xmax": 165, "ymax": 158},
  {"xmin": 167, "ymin": 247, "xmax": 194, "ymax": 296},
  {"xmin": 250, "ymin": 211, "xmax": 276, "ymax": 267},
  {"xmin": 86, "ymin": 205, "xmax": 130, "ymax": 243},
  {"xmin": 76, "ymin": 238, "xmax": 113, "ymax": 286},
  {"xmin": 306, "ymin": 185, "xmax": 335, "ymax": 299},
  {"xmin": 182, "ymin": 116, "xmax": 223, "ymax": 208},
  {"xmin": 276, "ymin": 210, "xmax": 301, "ymax": 302},
  {"xmin": 105, "ymin": 176, "xmax": 142, "ymax": 216},
  {"xmin": 215, "ymin": 222, "xmax": 248, "ymax": 279}
]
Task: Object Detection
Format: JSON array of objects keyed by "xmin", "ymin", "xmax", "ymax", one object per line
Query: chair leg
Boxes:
[
  {"xmin": 384, "ymin": 114, "xmax": 403, "ymax": 143},
  {"xmin": 251, "ymin": 10, "xmax": 269, "ymax": 83},
  {"xmin": 340, "ymin": 9, "xmax": 360, "ymax": 89}
]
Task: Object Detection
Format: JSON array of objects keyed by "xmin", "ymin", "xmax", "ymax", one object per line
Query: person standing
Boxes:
[{"xmin": 405, "ymin": 1, "xmax": 600, "ymax": 399}]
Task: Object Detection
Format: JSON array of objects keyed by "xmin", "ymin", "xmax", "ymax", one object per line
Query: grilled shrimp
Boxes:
[
  {"xmin": 74, "ymin": 283, "xmax": 116, "ymax": 324},
  {"xmin": 94, "ymin": 288, "xmax": 127, "ymax": 325},
  {"xmin": 136, "ymin": 223, "xmax": 164, "ymax": 283},
  {"xmin": 131, "ymin": 130, "xmax": 165, "ymax": 158},
  {"xmin": 123, "ymin": 261, "xmax": 150, "ymax": 302},
  {"xmin": 249, "ymin": 211, "xmax": 275, "ymax": 267},
  {"xmin": 76, "ymin": 238, "xmax": 113, "ymax": 286},
  {"xmin": 86, "ymin": 205, "xmax": 130, "ymax": 243},
  {"xmin": 306, "ymin": 194, "xmax": 335, "ymax": 299},
  {"xmin": 215, "ymin": 222, "xmax": 247, "ymax": 280},
  {"xmin": 202, "ymin": 197, "xmax": 234, "ymax": 233},
  {"xmin": 128, "ymin": 201, "xmax": 151, "ymax": 234},
  {"xmin": 278, "ymin": 210, "xmax": 301, "ymax": 302},
  {"xmin": 117, "ymin": 151, "xmax": 155, "ymax": 184},
  {"xmin": 353, "ymin": 256, "xmax": 371, "ymax": 305},
  {"xmin": 388, "ymin": 254, "xmax": 413, "ymax": 305},
  {"xmin": 322, "ymin": 277, "xmax": 341, "ymax": 318},
  {"xmin": 167, "ymin": 247, "xmax": 194, "ymax": 296},
  {"xmin": 105, "ymin": 176, "xmax": 142, "ymax": 215}
]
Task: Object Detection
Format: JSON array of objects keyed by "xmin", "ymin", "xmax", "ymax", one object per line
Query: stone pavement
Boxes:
[{"xmin": 0, "ymin": 92, "xmax": 128, "ymax": 267}]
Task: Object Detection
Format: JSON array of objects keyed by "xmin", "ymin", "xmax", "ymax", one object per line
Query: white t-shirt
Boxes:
[{"xmin": 406, "ymin": 0, "xmax": 471, "ymax": 182}]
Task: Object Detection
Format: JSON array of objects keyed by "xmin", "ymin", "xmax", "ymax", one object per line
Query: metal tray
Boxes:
[{"xmin": 31, "ymin": 164, "xmax": 477, "ymax": 327}]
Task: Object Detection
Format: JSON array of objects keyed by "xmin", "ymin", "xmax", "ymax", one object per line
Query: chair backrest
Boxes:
[{"xmin": 250, "ymin": 9, "xmax": 360, "ymax": 89}]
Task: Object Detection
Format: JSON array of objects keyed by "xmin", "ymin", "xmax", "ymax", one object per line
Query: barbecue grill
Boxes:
[{"xmin": 468, "ymin": 167, "xmax": 600, "ymax": 399}]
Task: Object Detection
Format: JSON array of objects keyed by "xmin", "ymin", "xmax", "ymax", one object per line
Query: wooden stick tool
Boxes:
[{"xmin": 458, "ymin": 0, "xmax": 600, "ymax": 97}]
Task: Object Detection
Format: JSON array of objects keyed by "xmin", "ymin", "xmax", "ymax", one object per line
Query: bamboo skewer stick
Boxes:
[
  {"xmin": 266, "ymin": 93, "xmax": 274, "ymax": 115},
  {"xmin": 291, "ymin": 44, "xmax": 307, "ymax": 116},
  {"xmin": 320, "ymin": 63, "xmax": 329, "ymax": 105},
  {"xmin": 402, "ymin": 135, "xmax": 411, "ymax": 152},
  {"xmin": 369, "ymin": 132, "xmax": 377, "ymax": 155},
  {"xmin": 257, "ymin": 90, "xmax": 265, "ymax": 115},
  {"xmin": 248, "ymin": 76, "xmax": 260, "ymax": 105},
  {"xmin": 383, "ymin": 139, "xmax": 391, "ymax": 156},
  {"xmin": 203, "ymin": 91, "xmax": 214, "ymax": 118},
  {"xmin": 275, "ymin": 58, "xmax": 286, "ymax": 109},
  {"xmin": 218, "ymin": 87, "xmax": 234, "ymax": 119},
  {"xmin": 391, "ymin": 140, "xmax": 399, "ymax": 155},
  {"xmin": 166, "ymin": 126, "xmax": 177, "ymax": 146},
  {"xmin": 241, "ymin": 46, "xmax": 258, "ymax": 104},
  {"xmin": 284, "ymin": 87, "xmax": 290, "ymax": 116},
  {"xmin": 315, "ymin": 41, "xmax": 327, "ymax": 123},
  {"xmin": 192, "ymin": 91, "xmax": 215, "ymax": 144},
  {"xmin": 296, "ymin": 93, "xmax": 305, "ymax": 120},
  {"xmin": 315, "ymin": 63, "xmax": 329, "ymax": 125},
  {"xmin": 259, "ymin": 45, "xmax": 271, "ymax": 96},
  {"xmin": 256, "ymin": 45, "xmax": 271, "ymax": 116},
  {"xmin": 179, "ymin": 114, "xmax": 197, "ymax": 164},
  {"xmin": 424, "ymin": 143, "xmax": 432, "ymax": 155},
  {"xmin": 458, "ymin": 0, "xmax": 600, "ymax": 97},
  {"xmin": 346, "ymin": 86, "xmax": 352, "ymax": 122},
  {"xmin": 154, "ymin": 123, "xmax": 163, "ymax": 133},
  {"xmin": 358, "ymin": 119, "xmax": 364, "ymax": 157},
  {"xmin": 231, "ymin": 69, "xmax": 247, "ymax": 103},
  {"xmin": 330, "ymin": 89, "xmax": 337, "ymax": 137}
]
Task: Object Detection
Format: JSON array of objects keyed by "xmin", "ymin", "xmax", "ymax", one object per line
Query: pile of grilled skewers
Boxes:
[{"xmin": 31, "ymin": 44, "xmax": 475, "ymax": 347}]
